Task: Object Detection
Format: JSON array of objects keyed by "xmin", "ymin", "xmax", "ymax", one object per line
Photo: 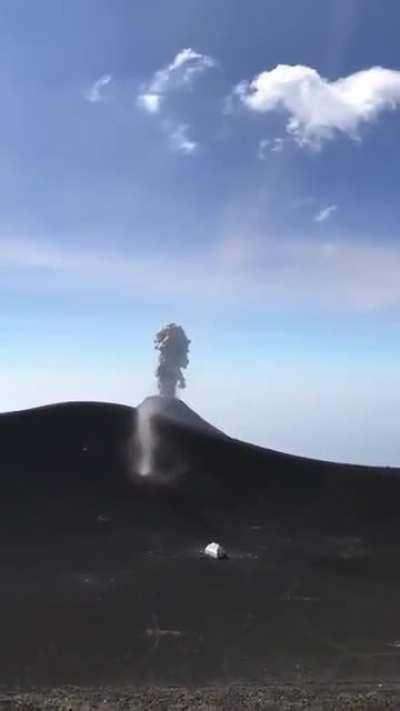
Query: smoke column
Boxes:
[
  {"xmin": 135, "ymin": 323, "xmax": 190, "ymax": 477},
  {"xmin": 154, "ymin": 323, "xmax": 190, "ymax": 399}
]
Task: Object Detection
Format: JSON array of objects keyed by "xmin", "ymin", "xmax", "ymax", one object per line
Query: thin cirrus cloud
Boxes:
[
  {"xmin": 314, "ymin": 204, "xmax": 338, "ymax": 223},
  {"xmin": 3, "ymin": 235, "xmax": 400, "ymax": 313},
  {"xmin": 235, "ymin": 64, "xmax": 400, "ymax": 148},
  {"xmin": 84, "ymin": 74, "xmax": 112, "ymax": 103},
  {"xmin": 137, "ymin": 48, "xmax": 216, "ymax": 114}
]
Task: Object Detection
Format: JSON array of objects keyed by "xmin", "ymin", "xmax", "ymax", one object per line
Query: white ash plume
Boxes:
[{"xmin": 154, "ymin": 323, "xmax": 190, "ymax": 399}]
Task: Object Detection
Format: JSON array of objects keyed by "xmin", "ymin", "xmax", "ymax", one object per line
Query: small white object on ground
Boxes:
[
  {"xmin": 97, "ymin": 514, "xmax": 112, "ymax": 524},
  {"xmin": 204, "ymin": 542, "xmax": 228, "ymax": 559}
]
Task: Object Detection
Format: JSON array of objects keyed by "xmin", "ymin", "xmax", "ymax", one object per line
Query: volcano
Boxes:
[
  {"xmin": 2, "ymin": 398, "xmax": 400, "ymax": 692},
  {"xmin": 0, "ymin": 396, "xmax": 399, "ymax": 524},
  {"xmin": 137, "ymin": 395, "xmax": 227, "ymax": 438}
]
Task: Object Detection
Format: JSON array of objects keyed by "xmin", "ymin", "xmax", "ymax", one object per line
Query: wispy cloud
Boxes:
[
  {"xmin": 137, "ymin": 93, "xmax": 161, "ymax": 113},
  {"xmin": 271, "ymin": 138, "xmax": 285, "ymax": 152},
  {"xmin": 314, "ymin": 204, "xmax": 338, "ymax": 222},
  {"xmin": 136, "ymin": 47, "xmax": 215, "ymax": 156},
  {"xmin": 137, "ymin": 48, "xmax": 216, "ymax": 114},
  {"xmin": 258, "ymin": 137, "xmax": 285, "ymax": 159},
  {"xmin": 235, "ymin": 64, "xmax": 400, "ymax": 148},
  {"xmin": 258, "ymin": 139, "xmax": 270, "ymax": 159},
  {"xmin": 84, "ymin": 74, "xmax": 112, "ymax": 103},
  {"xmin": 314, "ymin": 205, "xmax": 338, "ymax": 222},
  {"xmin": 169, "ymin": 123, "xmax": 198, "ymax": 154},
  {"xmin": 3, "ymin": 234, "xmax": 400, "ymax": 313}
]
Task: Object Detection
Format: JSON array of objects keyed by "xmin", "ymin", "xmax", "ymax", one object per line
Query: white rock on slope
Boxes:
[{"xmin": 204, "ymin": 542, "xmax": 228, "ymax": 560}]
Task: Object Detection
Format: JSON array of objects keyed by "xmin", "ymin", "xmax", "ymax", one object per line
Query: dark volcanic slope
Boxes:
[
  {"xmin": 0, "ymin": 401, "xmax": 133, "ymax": 488},
  {"xmin": 2, "ymin": 399, "xmax": 400, "ymax": 689},
  {"xmin": 0, "ymin": 397, "xmax": 399, "ymax": 529}
]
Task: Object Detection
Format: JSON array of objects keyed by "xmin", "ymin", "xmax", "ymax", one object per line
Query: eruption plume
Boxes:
[
  {"xmin": 134, "ymin": 323, "xmax": 191, "ymax": 478},
  {"xmin": 154, "ymin": 323, "xmax": 190, "ymax": 399}
]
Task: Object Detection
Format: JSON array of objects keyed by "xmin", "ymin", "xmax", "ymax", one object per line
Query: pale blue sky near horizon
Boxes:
[{"xmin": 1, "ymin": 0, "xmax": 400, "ymax": 465}]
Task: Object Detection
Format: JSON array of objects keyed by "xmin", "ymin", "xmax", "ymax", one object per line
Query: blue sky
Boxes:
[{"xmin": 2, "ymin": 0, "xmax": 400, "ymax": 465}]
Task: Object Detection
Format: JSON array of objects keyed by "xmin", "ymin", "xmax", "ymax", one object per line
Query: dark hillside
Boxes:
[
  {"xmin": 0, "ymin": 398, "xmax": 399, "ymax": 531},
  {"xmin": 1, "ymin": 399, "xmax": 400, "ymax": 688}
]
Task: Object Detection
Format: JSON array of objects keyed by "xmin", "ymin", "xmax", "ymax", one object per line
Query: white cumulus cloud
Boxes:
[
  {"xmin": 85, "ymin": 74, "xmax": 112, "ymax": 103},
  {"xmin": 314, "ymin": 204, "xmax": 338, "ymax": 222},
  {"xmin": 236, "ymin": 64, "xmax": 400, "ymax": 148},
  {"xmin": 137, "ymin": 47, "xmax": 216, "ymax": 113}
]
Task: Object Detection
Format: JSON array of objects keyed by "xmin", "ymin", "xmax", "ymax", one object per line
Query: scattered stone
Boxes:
[
  {"xmin": 2, "ymin": 683, "xmax": 399, "ymax": 710},
  {"xmin": 204, "ymin": 541, "xmax": 228, "ymax": 559}
]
